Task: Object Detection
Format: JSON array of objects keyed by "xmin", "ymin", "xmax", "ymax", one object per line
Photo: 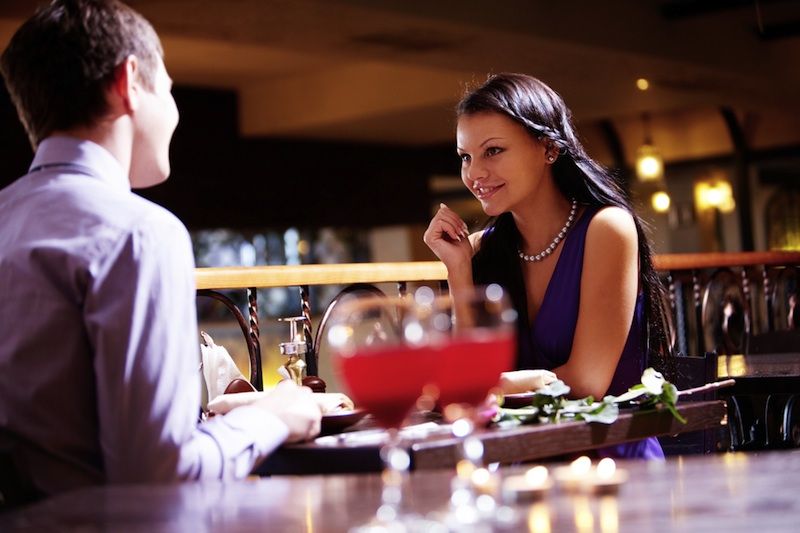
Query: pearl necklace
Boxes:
[{"xmin": 517, "ymin": 199, "xmax": 578, "ymax": 262}]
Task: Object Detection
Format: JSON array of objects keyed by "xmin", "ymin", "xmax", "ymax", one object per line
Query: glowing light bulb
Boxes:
[
  {"xmin": 636, "ymin": 145, "xmax": 664, "ymax": 182},
  {"xmin": 651, "ymin": 191, "xmax": 671, "ymax": 213}
]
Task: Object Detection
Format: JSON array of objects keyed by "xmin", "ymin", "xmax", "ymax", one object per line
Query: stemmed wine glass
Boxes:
[
  {"xmin": 327, "ymin": 295, "xmax": 434, "ymax": 532},
  {"xmin": 419, "ymin": 284, "xmax": 517, "ymax": 528}
]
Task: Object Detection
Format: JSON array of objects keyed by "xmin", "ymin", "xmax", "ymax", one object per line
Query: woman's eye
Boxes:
[
  {"xmin": 459, "ymin": 153, "xmax": 471, "ymax": 163},
  {"xmin": 485, "ymin": 146, "xmax": 503, "ymax": 157}
]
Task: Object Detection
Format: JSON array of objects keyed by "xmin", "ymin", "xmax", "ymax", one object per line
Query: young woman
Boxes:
[{"xmin": 424, "ymin": 73, "xmax": 668, "ymax": 459}]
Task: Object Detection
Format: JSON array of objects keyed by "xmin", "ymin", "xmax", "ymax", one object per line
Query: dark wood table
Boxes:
[
  {"xmin": 4, "ymin": 449, "xmax": 800, "ymax": 532},
  {"xmin": 259, "ymin": 400, "xmax": 727, "ymax": 475}
]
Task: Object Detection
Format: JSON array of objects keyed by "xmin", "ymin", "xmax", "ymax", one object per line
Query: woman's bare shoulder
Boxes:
[{"xmin": 586, "ymin": 206, "xmax": 638, "ymax": 247}]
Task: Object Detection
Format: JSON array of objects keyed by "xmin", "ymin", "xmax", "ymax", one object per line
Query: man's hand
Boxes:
[{"xmin": 251, "ymin": 381, "xmax": 323, "ymax": 443}]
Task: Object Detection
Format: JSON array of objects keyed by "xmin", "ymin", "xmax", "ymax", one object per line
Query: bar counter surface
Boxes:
[{"xmin": 3, "ymin": 449, "xmax": 799, "ymax": 532}]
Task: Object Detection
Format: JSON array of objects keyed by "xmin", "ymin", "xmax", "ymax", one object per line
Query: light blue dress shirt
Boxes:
[{"xmin": 0, "ymin": 136, "xmax": 287, "ymax": 495}]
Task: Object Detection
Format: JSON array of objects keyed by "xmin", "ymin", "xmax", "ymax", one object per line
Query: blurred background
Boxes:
[{"xmin": 2, "ymin": 0, "xmax": 799, "ymax": 384}]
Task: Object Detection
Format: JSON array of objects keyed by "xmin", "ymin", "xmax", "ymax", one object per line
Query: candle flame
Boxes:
[
  {"xmin": 597, "ymin": 458, "xmax": 616, "ymax": 480},
  {"xmin": 570, "ymin": 456, "xmax": 592, "ymax": 477},
  {"xmin": 525, "ymin": 465, "xmax": 549, "ymax": 486},
  {"xmin": 471, "ymin": 468, "xmax": 491, "ymax": 487}
]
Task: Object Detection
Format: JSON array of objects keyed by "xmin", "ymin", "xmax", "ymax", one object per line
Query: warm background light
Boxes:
[
  {"xmin": 636, "ymin": 78, "xmax": 650, "ymax": 91},
  {"xmin": 694, "ymin": 179, "xmax": 736, "ymax": 213},
  {"xmin": 651, "ymin": 191, "xmax": 671, "ymax": 213},
  {"xmin": 636, "ymin": 144, "xmax": 664, "ymax": 182}
]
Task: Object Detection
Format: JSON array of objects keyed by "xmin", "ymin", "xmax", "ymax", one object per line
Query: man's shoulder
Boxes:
[
  {"xmin": 0, "ymin": 172, "xmax": 190, "ymax": 263},
  {"xmin": 124, "ymin": 193, "xmax": 186, "ymax": 232},
  {"xmin": 65, "ymin": 176, "xmax": 188, "ymax": 239}
]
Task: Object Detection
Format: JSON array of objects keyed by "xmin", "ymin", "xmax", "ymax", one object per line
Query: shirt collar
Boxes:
[{"xmin": 29, "ymin": 136, "xmax": 131, "ymax": 191}]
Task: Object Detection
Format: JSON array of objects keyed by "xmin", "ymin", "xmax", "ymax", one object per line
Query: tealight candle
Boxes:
[
  {"xmin": 589, "ymin": 458, "xmax": 628, "ymax": 494},
  {"xmin": 502, "ymin": 466, "xmax": 552, "ymax": 501},
  {"xmin": 470, "ymin": 467, "xmax": 499, "ymax": 496},
  {"xmin": 553, "ymin": 455, "xmax": 592, "ymax": 492}
]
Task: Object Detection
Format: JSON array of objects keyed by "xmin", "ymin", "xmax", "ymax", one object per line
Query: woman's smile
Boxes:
[{"xmin": 474, "ymin": 183, "xmax": 504, "ymax": 200}]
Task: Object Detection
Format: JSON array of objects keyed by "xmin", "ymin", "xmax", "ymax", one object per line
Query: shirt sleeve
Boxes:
[{"xmin": 83, "ymin": 210, "xmax": 287, "ymax": 482}]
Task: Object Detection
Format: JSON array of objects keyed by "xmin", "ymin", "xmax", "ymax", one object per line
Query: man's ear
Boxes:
[{"xmin": 109, "ymin": 55, "xmax": 140, "ymax": 114}]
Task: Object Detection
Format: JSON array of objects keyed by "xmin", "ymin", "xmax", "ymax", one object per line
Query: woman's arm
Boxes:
[{"xmin": 553, "ymin": 206, "xmax": 640, "ymax": 399}]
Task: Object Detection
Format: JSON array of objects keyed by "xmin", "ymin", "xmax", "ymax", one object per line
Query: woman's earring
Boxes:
[{"xmin": 547, "ymin": 155, "xmax": 556, "ymax": 163}]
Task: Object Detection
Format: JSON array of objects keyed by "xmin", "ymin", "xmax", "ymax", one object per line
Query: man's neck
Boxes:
[{"xmin": 52, "ymin": 119, "xmax": 133, "ymax": 182}]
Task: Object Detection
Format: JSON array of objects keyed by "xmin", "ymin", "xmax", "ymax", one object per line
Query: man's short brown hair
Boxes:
[{"xmin": 0, "ymin": 0, "xmax": 163, "ymax": 148}]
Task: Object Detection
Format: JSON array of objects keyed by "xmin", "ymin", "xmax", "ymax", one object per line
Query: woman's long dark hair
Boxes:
[{"xmin": 460, "ymin": 73, "xmax": 670, "ymax": 368}]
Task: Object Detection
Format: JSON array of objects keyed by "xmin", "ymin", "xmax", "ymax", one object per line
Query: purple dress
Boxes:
[{"xmin": 475, "ymin": 206, "xmax": 664, "ymax": 460}]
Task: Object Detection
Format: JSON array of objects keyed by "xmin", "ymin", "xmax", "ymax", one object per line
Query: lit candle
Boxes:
[
  {"xmin": 553, "ymin": 456, "xmax": 628, "ymax": 494},
  {"xmin": 571, "ymin": 456, "xmax": 592, "ymax": 477},
  {"xmin": 597, "ymin": 458, "xmax": 616, "ymax": 478},
  {"xmin": 589, "ymin": 458, "xmax": 628, "ymax": 494},
  {"xmin": 553, "ymin": 455, "xmax": 592, "ymax": 492},
  {"xmin": 502, "ymin": 466, "xmax": 552, "ymax": 501},
  {"xmin": 470, "ymin": 467, "xmax": 499, "ymax": 496}
]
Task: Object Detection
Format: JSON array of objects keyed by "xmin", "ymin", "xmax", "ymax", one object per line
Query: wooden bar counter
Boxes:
[{"xmin": 3, "ymin": 449, "xmax": 799, "ymax": 532}]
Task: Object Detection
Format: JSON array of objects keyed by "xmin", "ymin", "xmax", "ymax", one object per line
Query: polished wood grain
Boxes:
[
  {"xmin": 654, "ymin": 251, "xmax": 800, "ymax": 271},
  {"xmin": 718, "ymin": 353, "xmax": 800, "ymax": 379},
  {"xmin": 258, "ymin": 401, "xmax": 726, "ymax": 475},
  {"xmin": 195, "ymin": 261, "xmax": 448, "ymax": 290},
  {"xmin": 195, "ymin": 253, "xmax": 800, "ymax": 290},
  {"xmin": 3, "ymin": 450, "xmax": 799, "ymax": 532}
]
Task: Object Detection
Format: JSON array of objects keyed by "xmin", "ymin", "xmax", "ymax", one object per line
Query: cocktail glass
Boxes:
[
  {"xmin": 328, "ymin": 295, "xmax": 435, "ymax": 532},
  {"xmin": 422, "ymin": 284, "xmax": 517, "ymax": 528}
]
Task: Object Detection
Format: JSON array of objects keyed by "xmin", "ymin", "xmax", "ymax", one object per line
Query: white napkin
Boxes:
[
  {"xmin": 207, "ymin": 390, "xmax": 355, "ymax": 415},
  {"xmin": 499, "ymin": 369, "xmax": 558, "ymax": 394},
  {"xmin": 200, "ymin": 331, "xmax": 247, "ymax": 402}
]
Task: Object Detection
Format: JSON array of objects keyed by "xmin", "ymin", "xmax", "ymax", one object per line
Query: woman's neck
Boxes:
[{"xmin": 511, "ymin": 182, "xmax": 573, "ymax": 255}]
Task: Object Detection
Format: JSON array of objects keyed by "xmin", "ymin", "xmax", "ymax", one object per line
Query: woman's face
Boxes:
[{"xmin": 456, "ymin": 111, "xmax": 553, "ymax": 216}]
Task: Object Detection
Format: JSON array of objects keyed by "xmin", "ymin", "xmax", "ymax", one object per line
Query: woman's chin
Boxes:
[{"xmin": 481, "ymin": 202, "xmax": 505, "ymax": 217}]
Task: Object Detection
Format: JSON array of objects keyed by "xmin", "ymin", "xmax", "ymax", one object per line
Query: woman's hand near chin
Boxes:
[{"xmin": 423, "ymin": 203, "xmax": 475, "ymax": 273}]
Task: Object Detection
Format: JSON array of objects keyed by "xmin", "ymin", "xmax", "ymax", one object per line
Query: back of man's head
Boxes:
[{"xmin": 0, "ymin": 0, "xmax": 163, "ymax": 149}]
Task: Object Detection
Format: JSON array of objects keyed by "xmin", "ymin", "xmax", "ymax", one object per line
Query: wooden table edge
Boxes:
[{"xmin": 411, "ymin": 400, "xmax": 727, "ymax": 469}]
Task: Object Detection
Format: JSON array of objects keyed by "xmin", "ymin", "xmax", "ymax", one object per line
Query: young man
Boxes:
[{"xmin": 0, "ymin": 0, "xmax": 321, "ymax": 500}]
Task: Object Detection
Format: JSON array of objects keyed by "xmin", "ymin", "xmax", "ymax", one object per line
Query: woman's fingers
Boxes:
[
  {"xmin": 427, "ymin": 207, "xmax": 464, "ymax": 242},
  {"xmin": 437, "ymin": 218, "xmax": 464, "ymax": 242},
  {"xmin": 437, "ymin": 203, "xmax": 469, "ymax": 238},
  {"xmin": 438, "ymin": 204, "xmax": 469, "ymax": 235}
]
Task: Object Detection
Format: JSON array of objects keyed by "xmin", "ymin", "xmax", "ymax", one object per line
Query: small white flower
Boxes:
[{"xmin": 641, "ymin": 368, "xmax": 665, "ymax": 395}]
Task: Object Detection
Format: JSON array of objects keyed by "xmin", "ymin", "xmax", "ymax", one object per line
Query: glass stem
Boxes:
[
  {"xmin": 378, "ymin": 427, "xmax": 409, "ymax": 523},
  {"xmin": 451, "ymin": 415, "xmax": 493, "ymax": 519},
  {"xmin": 454, "ymin": 416, "xmax": 483, "ymax": 472}
]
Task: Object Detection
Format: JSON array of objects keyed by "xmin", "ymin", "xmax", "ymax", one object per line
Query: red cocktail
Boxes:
[
  {"xmin": 336, "ymin": 343, "xmax": 431, "ymax": 429},
  {"xmin": 434, "ymin": 331, "xmax": 515, "ymax": 408}
]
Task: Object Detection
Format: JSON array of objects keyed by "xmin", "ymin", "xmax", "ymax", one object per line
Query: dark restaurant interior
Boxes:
[{"xmin": 1, "ymin": 0, "xmax": 800, "ymax": 530}]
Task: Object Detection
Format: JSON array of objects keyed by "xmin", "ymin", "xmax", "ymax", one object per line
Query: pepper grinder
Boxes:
[{"xmin": 278, "ymin": 316, "xmax": 308, "ymax": 386}]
